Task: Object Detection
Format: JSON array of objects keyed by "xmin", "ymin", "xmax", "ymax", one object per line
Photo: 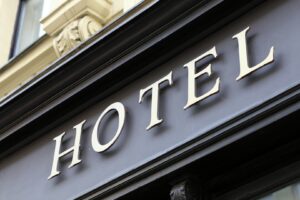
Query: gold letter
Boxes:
[
  {"xmin": 233, "ymin": 26, "xmax": 275, "ymax": 80},
  {"xmin": 184, "ymin": 47, "xmax": 220, "ymax": 109},
  {"xmin": 48, "ymin": 120, "xmax": 86, "ymax": 180},
  {"xmin": 91, "ymin": 102, "xmax": 126, "ymax": 152},
  {"xmin": 139, "ymin": 71, "xmax": 173, "ymax": 130}
]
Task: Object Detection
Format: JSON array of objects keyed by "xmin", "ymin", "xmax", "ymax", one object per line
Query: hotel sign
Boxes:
[{"xmin": 48, "ymin": 26, "xmax": 275, "ymax": 179}]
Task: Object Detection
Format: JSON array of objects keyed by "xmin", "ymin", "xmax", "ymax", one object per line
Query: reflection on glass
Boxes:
[
  {"xmin": 258, "ymin": 182, "xmax": 300, "ymax": 200},
  {"xmin": 15, "ymin": 0, "xmax": 44, "ymax": 54}
]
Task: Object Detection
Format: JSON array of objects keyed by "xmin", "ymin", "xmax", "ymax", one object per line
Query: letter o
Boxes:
[{"xmin": 91, "ymin": 102, "xmax": 126, "ymax": 152}]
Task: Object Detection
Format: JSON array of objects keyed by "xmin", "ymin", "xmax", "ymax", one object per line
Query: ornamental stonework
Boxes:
[
  {"xmin": 40, "ymin": 0, "xmax": 124, "ymax": 57},
  {"xmin": 53, "ymin": 16, "xmax": 102, "ymax": 56}
]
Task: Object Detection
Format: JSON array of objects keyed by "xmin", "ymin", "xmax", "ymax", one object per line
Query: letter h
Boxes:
[{"xmin": 48, "ymin": 120, "xmax": 86, "ymax": 179}]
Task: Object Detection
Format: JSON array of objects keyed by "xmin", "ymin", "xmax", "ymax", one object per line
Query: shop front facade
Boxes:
[{"xmin": 0, "ymin": 0, "xmax": 299, "ymax": 199}]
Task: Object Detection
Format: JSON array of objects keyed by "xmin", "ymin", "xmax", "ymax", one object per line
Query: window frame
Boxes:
[
  {"xmin": 9, "ymin": 0, "xmax": 48, "ymax": 58},
  {"xmin": 9, "ymin": 0, "xmax": 24, "ymax": 58}
]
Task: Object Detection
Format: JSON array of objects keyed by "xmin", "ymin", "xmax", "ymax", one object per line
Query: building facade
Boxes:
[{"xmin": 0, "ymin": 0, "xmax": 299, "ymax": 199}]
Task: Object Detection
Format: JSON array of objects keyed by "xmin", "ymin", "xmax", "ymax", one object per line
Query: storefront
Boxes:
[{"xmin": 0, "ymin": 0, "xmax": 299, "ymax": 199}]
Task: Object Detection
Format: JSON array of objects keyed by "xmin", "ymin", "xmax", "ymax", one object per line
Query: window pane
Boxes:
[
  {"xmin": 15, "ymin": 0, "xmax": 44, "ymax": 54},
  {"xmin": 258, "ymin": 182, "xmax": 300, "ymax": 200}
]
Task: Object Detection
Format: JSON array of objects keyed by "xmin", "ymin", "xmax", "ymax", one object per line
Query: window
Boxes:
[
  {"xmin": 10, "ymin": 0, "xmax": 50, "ymax": 57},
  {"xmin": 258, "ymin": 181, "xmax": 300, "ymax": 200}
]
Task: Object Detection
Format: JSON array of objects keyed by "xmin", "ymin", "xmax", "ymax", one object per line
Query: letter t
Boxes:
[{"xmin": 139, "ymin": 71, "xmax": 173, "ymax": 130}]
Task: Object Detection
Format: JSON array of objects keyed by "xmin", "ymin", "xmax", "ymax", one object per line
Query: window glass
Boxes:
[
  {"xmin": 14, "ymin": 0, "xmax": 44, "ymax": 54},
  {"xmin": 258, "ymin": 182, "xmax": 300, "ymax": 200}
]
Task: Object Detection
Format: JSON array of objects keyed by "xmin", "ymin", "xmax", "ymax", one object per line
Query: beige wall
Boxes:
[
  {"xmin": 0, "ymin": 0, "xmax": 19, "ymax": 66},
  {"xmin": 123, "ymin": 0, "xmax": 143, "ymax": 11}
]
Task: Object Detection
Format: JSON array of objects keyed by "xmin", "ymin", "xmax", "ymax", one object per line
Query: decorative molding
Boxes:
[
  {"xmin": 0, "ymin": 36, "xmax": 57, "ymax": 100},
  {"xmin": 40, "ymin": 0, "xmax": 116, "ymax": 36},
  {"xmin": 53, "ymin": 15, "xmax": 102, "ymax": 56},
  {"xmin": 170, "ymin": 180, "xmax": 200, "ymax": 200},
  {"xmin": 40, "ymin": 0, "xmax": 124, "ymax": 57}
]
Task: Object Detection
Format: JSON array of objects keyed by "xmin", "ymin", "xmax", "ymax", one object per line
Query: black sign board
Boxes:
[{"xmin": 0, "ymin": 0, "xmax": 299, "ymax": 199}]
